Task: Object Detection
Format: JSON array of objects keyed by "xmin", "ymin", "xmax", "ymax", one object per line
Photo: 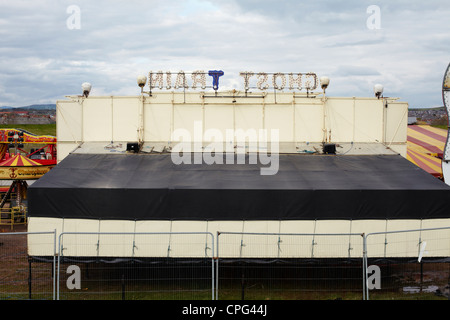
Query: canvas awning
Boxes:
[
  {"xmin": 28, "ymin": 153, "xmax": 450, "ymax": 221},
  {"xmin": 0, "ymin": 154, "xmax": 42, "ymax": 167},
  {"xmin": 0, "ymin": 154, "xmax": 54, "ymax": 180}
]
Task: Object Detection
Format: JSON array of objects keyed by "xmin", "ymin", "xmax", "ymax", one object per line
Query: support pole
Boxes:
[
  {"xmin": 241, "ymin": 262, "xmax": 245, "ymax": 300},
  {"xmin": 420, "ymin": 261, "xmax": 423, "ymax": 292},
  {"xmin": 122, "ymin": 272, "xmax": 125, "ymax": 300}
]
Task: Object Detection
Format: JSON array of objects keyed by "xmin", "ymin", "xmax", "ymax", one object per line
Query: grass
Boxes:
[
  {"xmin": 430, "ymin": 124, "xmax": 448, "ymax": 130},
  {"xmin": 0, "ymin": 124, "xmax": 56, "ymax": 136}
]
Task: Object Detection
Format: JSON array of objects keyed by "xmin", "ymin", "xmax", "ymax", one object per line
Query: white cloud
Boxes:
[{"xmin": 0, "ymin": 0, "xmax": 449, "ymax": 108}]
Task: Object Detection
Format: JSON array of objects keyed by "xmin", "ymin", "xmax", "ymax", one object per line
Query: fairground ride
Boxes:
[{"xmin": 0, "ymin": 128, "xmax": 56, "ymax": 228}]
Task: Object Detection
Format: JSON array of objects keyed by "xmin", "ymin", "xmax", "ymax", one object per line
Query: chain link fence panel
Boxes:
[
  {"xmin": 0, "ymin": 231, "xmax": 56, "ymax": 300},
  {"xmin": 364, "ymin": 227, "xmax": 450, "ymax": 300},
  {"xmin": 56, "ymin": 232, "xmax": 215, "ymax": 300},
  {"xmin": 216, "ymin": 232, "xmax": 365, "ymax": 300}
]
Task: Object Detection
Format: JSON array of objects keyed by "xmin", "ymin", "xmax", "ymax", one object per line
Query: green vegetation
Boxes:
[
  {"xmin": 0, "ymin": 123, "xmax": 56, "ymax": 136},
  {"xmin": 409, "ymin": 106, "xmax": 445, "ymax": 111},
  {"xmin": 431, "ymin": 124, "xmax": 448, "ymax": 130}
]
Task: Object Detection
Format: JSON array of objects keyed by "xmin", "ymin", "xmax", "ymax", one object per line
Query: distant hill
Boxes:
[
  {"xmin": 0, "ymin": 104, "xmax": 56, "ymax": 111},
  {"xmin": 409, "ymin": 106, "xmax": 445, "ymax": 111}
]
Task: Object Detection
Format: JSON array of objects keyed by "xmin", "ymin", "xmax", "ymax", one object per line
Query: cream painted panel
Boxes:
[
  {"xmin": 278, "ymin": 220, "xmax": 316, "ymax": 257},
  {"xmin": 234, "ymin": 105, "xmax": 263, "ymax": 133},
  {"xmin": 294, "ymin": 103, "xmax": 323, "ymax": 142},
  {"xmin": 349, "ymin": 219, "xmax": 387, "ymax": 234},
  {"xmin": 133, "ymin": 220, "xmax": 172, "ymax": 257},
  {"xmin": 418, "ymin": 221, "xmax": 450, "ymax": 258},
  {"xmin": 173, "ymin": 104, "xmax": 203, "ymax": 142},
  {"xmin": 112, "ymin": 98, "xmax": 140, "ymax": 142},
  {"xmin": 351, "ymin": 220, "xmax": 387, "ymax": 258},
  {"xmin": 240, "ymin": 221, "xmax": 282, "ymax": 258},
  {"xmin": 204, "ymin": 105, "xmax": 234, "ymax": 138},
  {"xmin": 170, "ymin": 221, "xmax": 212, "ymax": 257},
  {"xmin": 134, "ymin": 220, "xmax": 172, "ymax": 233},
  {"xmin": 386, "ymin": 219, "xmax": 422, "ymax": 232},
  {"xmin": 279, "ymin": 220, "xmax": 316, "ymax": 233},
  {"xmin": 388, "ymin": 144, "xmax": 407, "ymax": 158},
  {"xmin": 313, "ymin": 220, "xmax": 353, "ymax": 258},
  {"xmin": 57, "ymin": 94, "xmax": 408, "ymax": 147},
  {"xmin": 211, "ymin": 220, "xmax": 245, "ymax": 234},
  {"xmin": 82, "ymin": 98, "xmax": 113, "ymax": 141},
  {"xmin": 325, "ymin": 99, "xmax": 355, "ymax": 142},
  {"xmin": 59, "ymin": 219, "xmax": 100, "ymax": 257},
  {"xmin": 264, "ymin": 104, "xmax": 294, "ymax": 142},
  {"xmin": 27, "ymin": 217, "xmax": 63, "ymax": 256},
  {"xmin": 97, "ymin": 220, "xmax": 135, "ymax": 257},
  {"xmin": 354, "ymin": 99, "xmax": 383, "ymax": 142},
  {"xmin": 421, "ymin": 219, "xmax": 450, "ymax": 229},
  {"xmin": 56, "ymin": 142, "xmax": 80, "ymax": 162},
  {"xmin": 57, "ymin": 100, "xmax": 82, "ymax": 142},
  {"xmin": 213, "ymin": 220, "xmax": 245, "ymax": 258},
  {"xmin": 385, "ymin": 220, "xmax": 422, "ymax": 258},
  {"xmin": 27, "ymin": 218, "xmax": 450, "ymax": 258},
  {"xmin": 144, "ymin": 102, "xmax": 172, "ymax": 142},
  {"xmin": 385, "ymin": 102, "xmax": 408, "ymax": 144}
]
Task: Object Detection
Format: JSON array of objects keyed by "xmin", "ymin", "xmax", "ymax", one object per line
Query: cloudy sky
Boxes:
[{"xmin": 0, "ymin": 0, "xmax": 449, "ymax": 108}]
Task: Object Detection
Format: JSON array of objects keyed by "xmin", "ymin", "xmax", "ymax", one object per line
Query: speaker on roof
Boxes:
[
  {"xmin": 126, "ymin": 142, "xmax": 140, "ymax": 153},
  {"xmin": 323, "ymin": 143, "xmax": 336, "ymax": 154}
]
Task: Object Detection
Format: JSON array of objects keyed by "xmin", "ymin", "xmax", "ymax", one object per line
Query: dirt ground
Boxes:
[{"xmin": 0, "ymin": 224, "xmax": 28, "ymax": 233}]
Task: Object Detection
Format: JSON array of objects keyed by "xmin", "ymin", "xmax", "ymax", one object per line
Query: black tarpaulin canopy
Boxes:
[{"xmin": 28, "ymin": 153, "xmax": 450, "ymax": 221}]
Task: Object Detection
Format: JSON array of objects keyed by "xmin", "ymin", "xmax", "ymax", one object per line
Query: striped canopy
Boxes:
[
  {"xmin": 407, "ymin": 125, "xmax": 447, "ymax": 178},
  {"xmin": 0, "ymin": 154, "xmax": 42, "ymax": 167}
]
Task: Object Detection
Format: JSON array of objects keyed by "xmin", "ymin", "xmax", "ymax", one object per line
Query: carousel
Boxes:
[
  {"xmin": 0, "ymin": 154, "xmax": 54, "ymax": 225},
  {"xmin": 0, "ymin": 129, "xmax": 56, "ymax": 228}
]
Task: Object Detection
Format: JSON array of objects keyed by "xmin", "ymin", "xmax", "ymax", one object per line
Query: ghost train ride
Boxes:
[{"xmin": 26, "ymin": 69, "xmax": 450, "ymax": 261}]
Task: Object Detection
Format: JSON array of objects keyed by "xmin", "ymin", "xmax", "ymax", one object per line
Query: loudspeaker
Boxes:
[
  {"xmin": 323, "ymin": 143, "xmax": 336, "ymax": 154},
  {"xmin": 126, "ymin": 142, "xmax": 140, "ymax": 153}
]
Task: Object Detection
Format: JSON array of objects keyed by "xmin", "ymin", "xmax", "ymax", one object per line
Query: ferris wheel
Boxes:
[{"xmin": 441, "ymin": 63, "xmax": 450, "ymax": 184}]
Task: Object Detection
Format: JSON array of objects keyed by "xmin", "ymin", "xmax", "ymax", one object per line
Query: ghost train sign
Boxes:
[{"xmin": 145, "ymin": 70, "xmax": 319, "ymax": 92}]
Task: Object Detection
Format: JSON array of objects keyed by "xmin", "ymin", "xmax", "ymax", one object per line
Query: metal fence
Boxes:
[
  {"xmin": 1, "ymin": 228, "xmax": 449, "ymax": 300},
  {"xmin": 0, "ymin": 231, "xmax": 56, "ymax": 300},
  {"xmin": 0, "ymin": 207, "xmax": 27, "ymax": 230},
  {"xmin": 364, "ymin": 227, "xmax": 450, "ymax": 300},
  {"xmin": 56, "ymin": 232, "xmax": 215, "ymax": 300},
  {"xmin": 216, "ymin": 232, "xmax": 366, "ymax": 300}
]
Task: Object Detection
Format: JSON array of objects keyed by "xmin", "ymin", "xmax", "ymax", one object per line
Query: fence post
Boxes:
[
  {"xmin": 53, "ymin": 229, "xmax": 56, "ymax": 300},
  {"xmin": 363, "ymin": 233, "xmax": 368, "ymax": 300},
  {"xmin": 28, "ymin": 258, "xmax": 32, "ymax": 299},
  {"xmin": 216, "ymin": 231, "xmax": 220, "ymax": 301}
]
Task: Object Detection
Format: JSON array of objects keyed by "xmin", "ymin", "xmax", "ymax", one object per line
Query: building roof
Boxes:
[{"xmin": 28, "ymin": 153, "xmax": 450, "ymax": 221}]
